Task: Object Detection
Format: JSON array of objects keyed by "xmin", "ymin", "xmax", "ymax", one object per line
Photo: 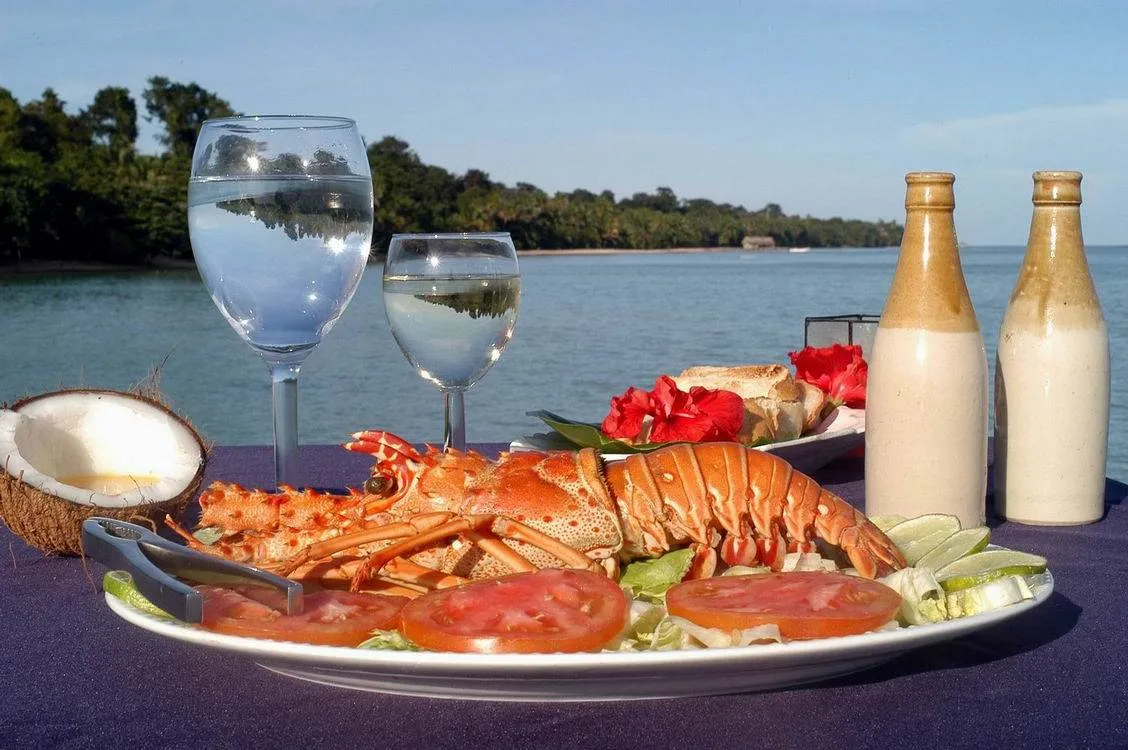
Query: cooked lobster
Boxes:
[{"xmin": 167, "ymin": 431, "xmax": 905, "ymax": 594}]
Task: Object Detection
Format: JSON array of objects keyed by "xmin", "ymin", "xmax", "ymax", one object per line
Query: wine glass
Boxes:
[
  {"xmin": 188, "ymin": 115, "xmax": 374, "ymax": 487},
  {"xmin": 382, "ymin": 233, "xmax": 520, "ymax": 451}
]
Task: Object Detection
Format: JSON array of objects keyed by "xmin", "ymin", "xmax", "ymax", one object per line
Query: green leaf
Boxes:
[
  {"xmin": 526, "ymin": 410, "xmax": 677, "ymax": 454},
  {"xmin": 618, "ymin": 548, "xmax": 696, "ymax": 603},
  {"xmin": 357, "ymin": 630, "xmax": 423, "ymax": 651}
]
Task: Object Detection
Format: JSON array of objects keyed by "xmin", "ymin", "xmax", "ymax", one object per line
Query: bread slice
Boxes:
[
  {"xmin": 796, "ymin": 380, "xmax": 827, "ymax": 431},
  {"xmin": 673, "ymin": 364, "xmax": 793, "ymax": 401},
  {"xmin": 675, "ymin": 364, "xmax": 815, "ymax": 442}
]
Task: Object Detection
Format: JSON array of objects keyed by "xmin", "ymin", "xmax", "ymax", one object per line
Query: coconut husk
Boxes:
[
  {"xmin": 0, "ymin": 469, "xmax": 198, "ymax": 556},
  {"xmin": 0, "ymin": 383, "xmax": 209, "ymax": 556}
]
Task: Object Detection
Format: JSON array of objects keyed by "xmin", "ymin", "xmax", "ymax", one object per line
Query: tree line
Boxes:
[{"xmin": 0, "ymin": 77, "xmax": 903, "ymax": 265}]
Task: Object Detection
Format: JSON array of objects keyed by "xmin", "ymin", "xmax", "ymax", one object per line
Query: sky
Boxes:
[{"xmin": 4, "ymin": 0, "xmax": 1128, "ymax": 245}]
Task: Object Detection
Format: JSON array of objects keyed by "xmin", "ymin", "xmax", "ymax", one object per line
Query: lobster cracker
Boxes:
[{"xmin": 167, "ymin": 431, "xmax": 907, "ymax": 594}]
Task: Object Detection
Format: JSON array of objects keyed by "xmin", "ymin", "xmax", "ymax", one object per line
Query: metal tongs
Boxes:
[{"xmin": 82, "ymin": 517, "xmax": 303, "ymax": 623}]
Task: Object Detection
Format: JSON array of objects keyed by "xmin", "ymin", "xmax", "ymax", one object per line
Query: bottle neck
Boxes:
[
  {"xmin": 1026, "ymin": 204, "xmax": 1084, "ymax": 264},
  {"xmin": 1010, "ymin": 204, "xmax": 1102, "ymax": 320},
  {"xmin": 880, "ymin": 207, "xmax": 980, "ymax": 332}
]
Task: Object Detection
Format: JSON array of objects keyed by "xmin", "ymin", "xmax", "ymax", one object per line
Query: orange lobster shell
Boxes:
[{"xmin": 168, "ymin": 432, "xmax": 905, "ymax": 593}]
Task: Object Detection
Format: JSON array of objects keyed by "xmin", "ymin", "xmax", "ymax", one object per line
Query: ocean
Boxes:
[{"xmin": 1, "ymin": 246, "xmax": 1124, "ymax": 480}]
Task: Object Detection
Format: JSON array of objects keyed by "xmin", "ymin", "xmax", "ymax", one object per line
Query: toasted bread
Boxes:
[
  {"xmin": 675, "ymin": 364, "xmax": 821, "ymax": 442},
  {"xmin": 674, "ymin": 364, "xmax": 793, "ymax": 401},
  {"xmin": 796, "ymin": 380, "xmax": 827, "ymax": 432}
]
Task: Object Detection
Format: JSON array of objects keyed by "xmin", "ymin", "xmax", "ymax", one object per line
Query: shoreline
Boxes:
[
  {"xmin": 0, "ymin": 247, "xmax": 750, "ymax": 276},
  {"xmin": 0, "ymin": 244, "xmax": 928, "ymax": 276}
]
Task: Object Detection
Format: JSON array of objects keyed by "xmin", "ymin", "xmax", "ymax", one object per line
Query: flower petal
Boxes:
[{"xmin": 600, "ymin": 386, "xmax": 653, "ymax": 440}]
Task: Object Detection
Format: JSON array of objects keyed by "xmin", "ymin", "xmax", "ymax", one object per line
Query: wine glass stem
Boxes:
[
  {"xmin": 443, "ymin": 390, "xmax": 467, "ymax": 452},
  {"xmin": 269, "ymin": 363, "xmax": 302, "ymax": 488}
]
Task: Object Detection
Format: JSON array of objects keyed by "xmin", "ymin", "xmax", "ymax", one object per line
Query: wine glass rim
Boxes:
[
  {"xmin": 202, "ymin": 115, "xmax": 358, "ymax": 129},
  {"xmin": 390, "ymin": 232, "xmax": 512, "ymax": 240}
]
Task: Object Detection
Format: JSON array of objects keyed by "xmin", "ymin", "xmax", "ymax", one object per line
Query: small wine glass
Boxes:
[
  {"xmin": 382, "ymin": 233, "xmax": 520, "ymax": 451},
  {"xmin": 188, "ymin": 115, "xmax": 374, "ymax": 487}
]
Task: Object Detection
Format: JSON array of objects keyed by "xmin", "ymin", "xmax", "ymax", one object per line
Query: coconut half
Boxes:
[{"xmin": 0, "ymin": 389, "xmax": 207, "ymax": 555}]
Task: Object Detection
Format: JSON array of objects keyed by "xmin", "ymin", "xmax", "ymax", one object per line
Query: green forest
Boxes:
[{"xmin": 0, "ymin": 77, "xmax": 903, "ymax": 266}]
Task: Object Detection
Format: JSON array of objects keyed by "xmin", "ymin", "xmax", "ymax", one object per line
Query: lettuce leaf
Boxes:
[
  {"xmin": 618, "ymin": 548, "xmax": 696, "ymax": 603},
  {"xmin": 527, "ymin": 410, "xmax": 674, "ymax": 454},
  {"xmin": 880, "ymin": 567, "xmax": 948, "ymax": 625},
  {"xmin": 357, "ymin": 630, "xmax": 422, "ymax": 651}
]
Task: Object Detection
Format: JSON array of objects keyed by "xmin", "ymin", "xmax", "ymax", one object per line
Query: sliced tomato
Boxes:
[
  {"xmin": 399, "ymin": 568, "xmax": 629, "ymax": 654},
  {"xmin": 666, "ymin": 571, "xmax": 901, "ymax": 640},
  {"xmin": 196, "ymin": 585, "xmax": 409, "ymax": 647}
]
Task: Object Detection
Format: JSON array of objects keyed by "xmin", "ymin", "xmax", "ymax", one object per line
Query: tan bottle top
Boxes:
[
  {"xmin": 1007, "ymin": 171, "xmax": 1103, "ymax": 328},
  {"xmin": 880, "ymin": 172, "xmax": 980, "ymax": 332}
]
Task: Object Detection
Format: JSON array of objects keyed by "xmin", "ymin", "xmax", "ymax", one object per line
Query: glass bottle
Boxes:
[
  {"xmin": 865, "ymin": 172, "xmax": 988, "ymax": 528},
  {"xmin": 994, "ymin": 171, "xmax": 1109, "ymax": 525}
]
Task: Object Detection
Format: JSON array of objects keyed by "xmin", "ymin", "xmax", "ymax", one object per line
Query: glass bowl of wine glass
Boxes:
[{"xmin": 382, "ymin": 232, "xmax": 520, "ymax": 451}]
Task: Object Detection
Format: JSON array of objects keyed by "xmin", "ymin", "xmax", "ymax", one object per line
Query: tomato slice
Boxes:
[
  {"xmin": 399, "ymin": 568, "xmax": 629, "ymax": 654},
  {"xmin": 666, "ymin": 572, "xmax": 902, "ymax": 640},
  {"xmin": 196, "ymin": 585, "xmax": 409, "ymax": 647}
]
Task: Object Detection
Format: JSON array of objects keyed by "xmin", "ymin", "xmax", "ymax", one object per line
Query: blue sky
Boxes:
[{"xmin": 5, "ymin": 0, "xmax": 1128, "ymax": 244}]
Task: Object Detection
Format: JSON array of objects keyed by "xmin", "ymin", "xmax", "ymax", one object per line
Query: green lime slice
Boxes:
[
  {"xmin": 869, "ymin": 514, "xmax": 907, "ymax": 532},
  {"xmin": 935, "ymin": 549, "xmax": 1049, "ymax": 592},
  {"xmin": 102, "ymin": 570, "xmax": 174, "ymax": 620},
  {"xmin": 916, "ymin": 527, "xmax": 992, "ymax": 571},
  {"xmin": 884, "ymin": 514, "xmax": 962, "ymax": 563}
]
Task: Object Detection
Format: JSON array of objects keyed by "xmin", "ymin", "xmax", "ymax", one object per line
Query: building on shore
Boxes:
[{"xmin": 741, "ymin": 235, "xmax": 776, "ymax": 250}]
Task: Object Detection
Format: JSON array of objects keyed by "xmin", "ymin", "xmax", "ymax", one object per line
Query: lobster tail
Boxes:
[{"xmin": 603, "ymin": 442, "xmax": 906, "ymax": 578}]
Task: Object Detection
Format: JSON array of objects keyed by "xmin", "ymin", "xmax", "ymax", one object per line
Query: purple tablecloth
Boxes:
[{"xmin": 2, "ymin": 444, "xmax": 1125, "ymax": 749}]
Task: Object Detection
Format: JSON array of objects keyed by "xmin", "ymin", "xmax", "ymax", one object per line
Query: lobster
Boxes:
[{"xmin": 167, "ymin": 431, "xmax": 906, "ymax": 595}]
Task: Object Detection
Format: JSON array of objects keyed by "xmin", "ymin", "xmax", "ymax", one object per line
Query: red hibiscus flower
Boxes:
[
  {"xmin": 600, "ymin": 375, "xmax": 745, "ymax": 444},
  {"xmin": 788, "ymin": 343, "xmax": 868, "ymax": 409}
]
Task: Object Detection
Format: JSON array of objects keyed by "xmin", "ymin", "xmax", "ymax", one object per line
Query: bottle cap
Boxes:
[
  {"xmin": 1032, "ymin": 171, "xmax": 1082, "ymax": 205},
  {"xmin": 905, "ymin": 172, "xmax": 955, "ymax": 209}
]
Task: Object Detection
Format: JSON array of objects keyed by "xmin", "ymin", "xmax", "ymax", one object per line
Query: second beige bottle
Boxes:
[
  {"xmin": 865, "ymin": 172, "xmax": 988, "ymax": 529},
  {"xmin": 994, "ymin": 171, "xmax": 1109, "ymax": 524}
]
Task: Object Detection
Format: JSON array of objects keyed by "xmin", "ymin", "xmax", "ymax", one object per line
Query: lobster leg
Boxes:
[
  {"xmin": 348, "ymin": 513, "xmax": 605, "ymax": 592},
  {"xmin": 275, "ymin": 512, "xmax": 457, "ymax": 576}
]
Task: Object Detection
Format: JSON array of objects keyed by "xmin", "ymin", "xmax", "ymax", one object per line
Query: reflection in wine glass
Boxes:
[
  {"xmin": 188, "ymin": 116, "xmax": 374, "ymax": 487},
  {"xmin": 383, "ymin": 233, "xmax": 520, "ymax": 451}
]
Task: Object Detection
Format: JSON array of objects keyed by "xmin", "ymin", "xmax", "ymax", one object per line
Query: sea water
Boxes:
[{"xmin": 0, "ymin": 247, "xmax": 1124, "ymax": 482}]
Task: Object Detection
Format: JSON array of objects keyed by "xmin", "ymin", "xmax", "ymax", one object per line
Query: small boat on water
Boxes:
[{"xmin": 789, "ymin": 246, "xmax": 811, "ymax": 254}]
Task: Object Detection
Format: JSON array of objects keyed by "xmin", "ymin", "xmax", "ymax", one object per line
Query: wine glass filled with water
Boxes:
[
  {"xmin": 383, "ymin": 233, "xmax": 520, "ymax": 451},
  {"xmin": 188, "ymin": 116, "xmax": 374, "ymax": 487}
]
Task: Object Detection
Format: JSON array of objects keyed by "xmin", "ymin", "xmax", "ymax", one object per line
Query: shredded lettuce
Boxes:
[
  {"xmin": 879, "ymin": 567, "xmax": 948, "ymax": 625},
  {"xmin": 618, "ymin": 548, "xmax": 695, "ymax": 603},
  {"xmin": 670, "ymin": 616, "xmax": 782, "ymax": 648},
  {"xmin": 610, "ymin": 600, "xmax": 689, "ymax": 651},
  {"xmin": 945, "ymin": 575, "xmax": 1033, "ymax": 619},
  {"xmin": 780, "ymin": 552, "xmax": 839, "ymax": 572}
]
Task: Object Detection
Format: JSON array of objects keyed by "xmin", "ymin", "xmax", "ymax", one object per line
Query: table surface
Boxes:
[{"xmin": 2, "ymin": 443, "xmax": 1125, "ymax": 750}]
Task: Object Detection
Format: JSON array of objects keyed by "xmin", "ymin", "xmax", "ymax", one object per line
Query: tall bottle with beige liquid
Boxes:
[
  {"xmin": 994, "ymin": 171, "xmax": 1109, "ymax": 525},
  {"xmin": 865, "ymin": 172, "xmax": 988, "ymax": 529}
]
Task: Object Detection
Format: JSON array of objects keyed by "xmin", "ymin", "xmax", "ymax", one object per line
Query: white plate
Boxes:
[
  {"xmin": 105, "ymin": 571, "xmax": 1052, "ymax": 702},
  {"xmin": 510, "ymin": 426, "xmax": 864, "ymax": 474}
]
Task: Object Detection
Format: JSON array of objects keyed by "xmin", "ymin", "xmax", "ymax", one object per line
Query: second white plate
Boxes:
[{"xmin": 510, "ymin": 425, "xmax": 864, "ymax": 474}]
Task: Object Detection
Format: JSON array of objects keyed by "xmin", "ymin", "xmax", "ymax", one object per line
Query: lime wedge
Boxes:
[
  {"xmin": 935, "ymin": 550, "xmax": 1049, "ymax": 592},
  {"xmin": 884, "ymin": 514, "xmax": 962, "ymax": 547},
  {"xmin": 102, "ymin": 570, "xmax": 174, "ymax": 620},
  {"xmin": 916, "ymin": 527, "xmax": 992, "ymax": 571},
  {"xmin": 884, "ymin": 514, "xmax": 962, "ymax": 564},
  {"xmin": 869, "ymin": 514, "xmax": 907, "ymax": 532}
]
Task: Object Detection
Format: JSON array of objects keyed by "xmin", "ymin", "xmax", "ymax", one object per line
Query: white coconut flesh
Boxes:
[{"xmin": 0, "ymin": 391, "xmax": 205, "ymax": 509}]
